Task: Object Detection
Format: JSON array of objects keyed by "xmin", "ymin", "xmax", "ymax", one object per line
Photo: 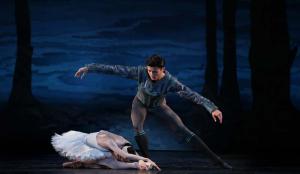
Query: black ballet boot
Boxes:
[
  {"xmin": 188, "ymin": 135, "xmax": 233, "ymax": 169},
  {"xmin": 134, "ymin": 134, "xmax": 150, "ymax": 158}
]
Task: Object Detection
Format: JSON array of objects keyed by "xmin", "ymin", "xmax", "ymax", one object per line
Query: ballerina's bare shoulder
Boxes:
[{"xmin": 96, "ymin": 130, "xmax": 130, "ymax": 148}]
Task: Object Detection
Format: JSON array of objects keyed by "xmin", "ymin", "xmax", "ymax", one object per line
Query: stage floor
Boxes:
[{"xmin": 0, "ymin": 151, "xmax": 299, "ymax": 174}]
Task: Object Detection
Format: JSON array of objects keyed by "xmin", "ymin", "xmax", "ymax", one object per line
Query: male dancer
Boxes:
[{"xmin": 75, "ymin": 55, "xmax": 232, "ymax": 169}]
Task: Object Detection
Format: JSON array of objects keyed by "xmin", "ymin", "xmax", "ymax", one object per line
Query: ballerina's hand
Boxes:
[
  {"xmin": 137, "ymin": 160, "xmax": 149, "ymax": 170},
  {"xmin": 144, "ymin": 159, "xmax": 161, "ymax": 171},
  {"xmin": 74, "ymin": 67, "xmax": 88, "ymax": 79}
]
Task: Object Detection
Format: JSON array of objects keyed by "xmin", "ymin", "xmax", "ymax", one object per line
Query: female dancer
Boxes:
[{"xmin": 51, "ymin": 130, "xmax": 160, "ymax": 170}]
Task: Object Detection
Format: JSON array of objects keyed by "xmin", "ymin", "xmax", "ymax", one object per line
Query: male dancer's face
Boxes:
[{"xmin": 146, "ymin": 66, "xmax": 165, "ymax": 81}]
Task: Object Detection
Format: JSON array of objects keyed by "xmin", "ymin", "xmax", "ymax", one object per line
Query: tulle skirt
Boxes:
[{"xmin": 51, "ymin": 130, "xmax": 112, "ymax": 161}]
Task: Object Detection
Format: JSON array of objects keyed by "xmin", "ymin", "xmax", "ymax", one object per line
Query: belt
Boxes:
[{"xmin": 136, "ymin": 90, "xmax": 165, "ymax": 108}]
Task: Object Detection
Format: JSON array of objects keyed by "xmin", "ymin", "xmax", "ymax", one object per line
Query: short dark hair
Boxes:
[{"xmin": 145, "ymin": 54, "xmax": 165, "ymax": 67}]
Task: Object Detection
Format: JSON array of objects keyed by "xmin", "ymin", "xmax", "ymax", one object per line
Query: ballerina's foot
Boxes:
[{"xmin": 63, "ymin": 161, "xmax": 84, "ymax": 168}]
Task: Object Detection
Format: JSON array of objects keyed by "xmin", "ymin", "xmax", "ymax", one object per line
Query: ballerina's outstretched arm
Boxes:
[
  {"xmin": 98, "ymin": 158, "xmax": 152, "ymax": 170},
  {"xmin": 105, "ymin": 140, "xmax": 161, "ymax": 171}
]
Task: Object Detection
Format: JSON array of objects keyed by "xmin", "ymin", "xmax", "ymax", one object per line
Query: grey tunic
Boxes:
[{"xmin": 85, "ymin": 63, "xmax": 218, "ymax": 114}]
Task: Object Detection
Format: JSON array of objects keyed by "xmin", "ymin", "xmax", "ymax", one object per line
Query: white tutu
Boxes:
[{"xmin": 51, "ymin": 130, "xmax": 111, "ymax": 161}]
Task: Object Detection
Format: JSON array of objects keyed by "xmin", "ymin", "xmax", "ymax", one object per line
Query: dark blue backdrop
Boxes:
[{"xmin": 0, "ymin": 0, "xmax": 299, "ymax": 150}]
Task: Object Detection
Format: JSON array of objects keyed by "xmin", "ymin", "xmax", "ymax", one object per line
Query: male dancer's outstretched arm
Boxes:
[
  {"xmin": 75, "ymin": 63, "xmax": 140, "ymax": 80},
  {"xmin": 168, "ymin": 76, "xmax": 223, "ymax": 124}
]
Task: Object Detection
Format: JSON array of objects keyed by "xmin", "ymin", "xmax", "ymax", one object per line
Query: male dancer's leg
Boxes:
[
  {"xmin": 150, "ymin": 101, "xmax": 232, "ymax": 169},
  {"xmin": 131, "ymin": 96, "xmax": 149, "ymax": 158}
]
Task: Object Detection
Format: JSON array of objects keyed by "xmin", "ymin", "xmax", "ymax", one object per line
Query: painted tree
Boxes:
[
  {"xmin": 248, "ymin": 0, "xmax": 298, "ymax": 150},
  {"xmin": 9, "ymin": 0, "xmax": 37, "ymax": 107},
  {"xmin": 202, "ymin": 0, "xmax": 218, "ymax": 101},
  {"xmin": 220, "ymin": 0, "xmax": 241, "ymax": 109},
  {"xmin": 0, "ymin": 0, "xmax": 59, "ymax": 153}
]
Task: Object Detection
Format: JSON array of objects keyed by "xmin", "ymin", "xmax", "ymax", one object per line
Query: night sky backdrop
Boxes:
[{"xmin": 0, "ymin": 0, "xmax": 299, "ymax": 154}]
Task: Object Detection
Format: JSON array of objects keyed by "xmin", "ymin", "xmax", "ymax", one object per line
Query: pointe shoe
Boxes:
[{"xmin": 63, "ymin": 161, "xmax": 83, "ymax": 168}]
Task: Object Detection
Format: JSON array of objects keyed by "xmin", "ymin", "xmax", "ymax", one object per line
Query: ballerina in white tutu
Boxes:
[{"xmin": 51, "ymin": 130, "xmax": 161, "ymax": 170}]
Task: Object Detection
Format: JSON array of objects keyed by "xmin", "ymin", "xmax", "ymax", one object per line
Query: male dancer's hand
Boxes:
[
  {"xmin": 212, "ymin": 109, "xmax": 223, "ymax": 124},
  {"xmin": 74, "ymin": 67, "xmax": 88, "ymax": 79}
]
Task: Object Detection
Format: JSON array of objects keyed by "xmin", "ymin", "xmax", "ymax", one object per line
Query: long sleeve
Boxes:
[
  {"xmin": 84, "ymin": 63, "xmax": 139, "ymax": 80},
  {"xmin": 168, "ymin": 77, "xmax": 218, "ymax": 114}
]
